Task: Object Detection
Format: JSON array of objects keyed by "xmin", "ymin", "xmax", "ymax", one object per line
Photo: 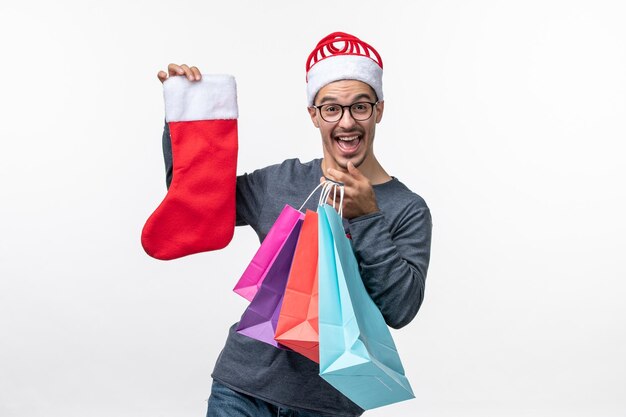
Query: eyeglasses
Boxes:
[{"xmin": 312, "ymin": 101, "xmax": 378, "ymax": 123}]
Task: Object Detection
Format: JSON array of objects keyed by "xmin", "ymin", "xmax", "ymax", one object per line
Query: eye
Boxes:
[
  {"xmin": 322, "ymin": 104, "xmax": 341, "ymax": 117},
  {"xmin": 352, "ymin": 103, "xmax": 369, "ymax": 113}
]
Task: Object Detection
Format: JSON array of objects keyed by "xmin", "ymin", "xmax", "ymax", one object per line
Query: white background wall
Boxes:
[{"xmin": 1, "ymin": 1, "xmax": 625, "ymax": 416}]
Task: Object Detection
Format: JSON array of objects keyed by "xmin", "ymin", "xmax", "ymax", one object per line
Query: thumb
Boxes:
[{"xmin": 347, "ymin": 161, "xmax": 363, "ymax": 178}]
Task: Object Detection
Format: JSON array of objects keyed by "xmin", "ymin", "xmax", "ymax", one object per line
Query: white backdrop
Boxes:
[{"xmin": 1, "ymin": 1, "xmax": 625, "ymax": 416}]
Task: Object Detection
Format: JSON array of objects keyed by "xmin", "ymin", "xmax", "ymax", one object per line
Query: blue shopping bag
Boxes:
[{"xmin": 317, "ymin": 184, "xmax": 415, "ymax": 410}]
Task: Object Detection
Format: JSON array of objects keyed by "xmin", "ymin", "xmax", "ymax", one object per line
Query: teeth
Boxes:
[{"xmin": 337, "ymin": 136, "xmax": 359, "ymax": 141}]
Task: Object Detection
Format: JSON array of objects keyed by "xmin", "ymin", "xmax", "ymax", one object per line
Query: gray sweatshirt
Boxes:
[{"xmin": 162, "ymin": 124, "xmax": 432, "ymax": 416}]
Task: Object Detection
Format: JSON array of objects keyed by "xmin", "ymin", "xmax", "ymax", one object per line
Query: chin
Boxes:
[{"xmin": 336, "ymin": 155, "xmax": 364, "ymax": 170}]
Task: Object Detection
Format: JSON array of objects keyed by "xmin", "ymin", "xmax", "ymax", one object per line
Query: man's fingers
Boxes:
[
  {"xmin": 167, "ymin": 63, "xmax": 184, "ymax": 76},
  {"xmin": 180, "ymin": 64, "xmax": 195, "ymax": 81},
  {"xmin": 326, "ymin": 167, "xmax": 353, "ymax": 187},
  {"xmin": 161, "ymin": 64, "xmax": 202, "ymax": 83},
  {"xmin": 190, "ymin": 66, "xmax": 202, "ymax": 81},
  {"xmin": 324, "ymin": 168, "xmax": 338, "ymax": 183},
  {"xmin": 347, "ymin": 161, "xmax": 364, "ymax": 179},
  {"xmin": 157, "ymin": 70, "xmax": 168, "ymax": 83},
  {"xmin": 325, "ymin": 193, "xmax": 342, "ymax": 211}
]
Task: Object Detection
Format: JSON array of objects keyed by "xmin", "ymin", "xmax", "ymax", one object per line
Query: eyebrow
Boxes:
[{"xmin": 317, "ymin": 93, "xmax": 374, "ymax": 105}]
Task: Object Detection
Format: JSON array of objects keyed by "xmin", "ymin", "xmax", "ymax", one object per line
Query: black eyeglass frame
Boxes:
[{"xmin": 311, "ymin": 101, "xmax": 379, "ymax": 123}]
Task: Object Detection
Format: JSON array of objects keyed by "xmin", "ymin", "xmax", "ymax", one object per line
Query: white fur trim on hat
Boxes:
[
  {"xmin": 306, "ymin": 55, "xmax": 383, "ymax": 106},
  {"xmin": 163, "ymin": 74, "xmax": 238, "ymax": 122}
]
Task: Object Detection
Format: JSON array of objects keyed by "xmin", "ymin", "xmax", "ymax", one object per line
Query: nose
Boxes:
[{"xmin": 337, "ymin": 106, "xmax": 357, "ymax": 129}]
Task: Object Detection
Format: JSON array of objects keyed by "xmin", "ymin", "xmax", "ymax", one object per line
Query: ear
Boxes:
[
  {"xmin": 375, "ymin": 100, "xmax": 384, "ymax": 123},
  {"xmin": 307, "ymin": 106, "xmax": 320, "ymax": 128}
]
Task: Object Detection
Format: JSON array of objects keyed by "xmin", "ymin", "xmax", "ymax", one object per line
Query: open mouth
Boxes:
[{"xmin": 334, "ymin": 135, "xmax": 362, "ymax": 154}]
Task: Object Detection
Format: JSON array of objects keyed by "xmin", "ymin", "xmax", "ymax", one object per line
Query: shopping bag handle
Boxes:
[
  {"xmin": 319, "ymin": 180, "xmax": 344, "ymax": 218},
  {"xmin": 298, "ymin": 179, "xmax": 345, "ymax": 218},
  {"xmin": 299, "ymin": 182, "xmax": 325, "ymax": 212}
]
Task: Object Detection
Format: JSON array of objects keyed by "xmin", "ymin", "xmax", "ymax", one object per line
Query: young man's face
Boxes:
[{"xmin": 307, "ymin": 80, "xmax": 384, "ymax": 172}]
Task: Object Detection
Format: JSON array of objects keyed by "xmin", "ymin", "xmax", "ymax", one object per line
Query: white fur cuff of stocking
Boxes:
[{"xmin": 163, "ymin": 74, "xmax": 238, "ymax": 122}]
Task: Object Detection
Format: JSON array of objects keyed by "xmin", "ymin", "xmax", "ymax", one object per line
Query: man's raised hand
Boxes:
[
  {"xmin": 324, "ymin": 161, "xmax": 380, "ymax": 220},
  {"xmin": 157, "ymin": 63, "xmax": 202, "ymax": 83}
]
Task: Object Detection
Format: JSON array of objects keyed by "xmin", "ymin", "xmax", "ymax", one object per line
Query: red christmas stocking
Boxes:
[{"xmin": 141, "ymin": 75, "xmax": 238, "ymax": 260}]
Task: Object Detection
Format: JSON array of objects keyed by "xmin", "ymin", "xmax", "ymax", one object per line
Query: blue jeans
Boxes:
[{"xmin": 206, "ymin": 380, "xmax": 341, "ymax": 417}]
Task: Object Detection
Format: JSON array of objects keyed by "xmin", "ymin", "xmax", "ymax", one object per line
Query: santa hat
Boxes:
[{"xmin": 306, "ymin": 32, "xmax": 383, "ymax": 106}]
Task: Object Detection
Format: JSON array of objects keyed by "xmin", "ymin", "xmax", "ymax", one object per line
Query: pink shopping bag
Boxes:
[
  {"xmin": 233, "ymin": 204, "xmax": 304, "ymax": 301},
  {"xmin": 236, "ymin": 217, "xmax": 303, "ymax": 346}
]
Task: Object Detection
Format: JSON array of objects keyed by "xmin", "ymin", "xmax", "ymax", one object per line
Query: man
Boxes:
[{"xmin": 157, "ymin": 32, "xmax": 432, "ymax": 417}]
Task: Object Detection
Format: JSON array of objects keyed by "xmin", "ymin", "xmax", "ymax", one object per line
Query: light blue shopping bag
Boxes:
[{"xmin": 318, "ymin": 197, "xmax": 415, "ymax": 410}]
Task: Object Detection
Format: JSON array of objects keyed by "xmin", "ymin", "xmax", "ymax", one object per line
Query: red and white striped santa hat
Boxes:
[{"xmin": 306, "ymin": 32, "xmax": 383, "ymax": 106}]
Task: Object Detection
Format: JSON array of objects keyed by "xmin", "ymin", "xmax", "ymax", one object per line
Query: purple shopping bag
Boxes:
[
  {"xmin": 236, "ymin": 218, "xmax": 304, "ymax": 346},
  {"xmin": 233, "ymin": 205, "xmax": 304, "ymax": 301}
]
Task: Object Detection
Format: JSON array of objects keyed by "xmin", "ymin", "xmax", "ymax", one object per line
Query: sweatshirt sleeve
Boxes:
[
  {"xmin": 161, "ymin": 121, "xmax": 265, "ymax": 227},
  {"xmin": 235, "ymin": 169, "xmax": 267, "ymax": 227},
  {"xmin": 348, "ymin": 199, "xmax": 432, "ymax": 329},
  {"xmin": 162, "ymin": 121, "xmax": 173, "ymax": 188}
]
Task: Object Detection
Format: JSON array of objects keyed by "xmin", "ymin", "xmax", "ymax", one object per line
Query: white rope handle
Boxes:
[
  {"xmin": 299, "ymin": 182, "xmax": 326, "ymax": 211},
  {"xmin": 318, "ymin": 179, "xmax": 345, "ymax": 218},
  {"xmin": 338, "ymin": 185, "xmax": 344, "ymax": 218},
  {"xmin": 318, "ymin": 180, "xmax": 335, "ymax": 205},
  {"xmin": 297, "ymin": 180, "xmax": 345, "ymax": 217}
]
